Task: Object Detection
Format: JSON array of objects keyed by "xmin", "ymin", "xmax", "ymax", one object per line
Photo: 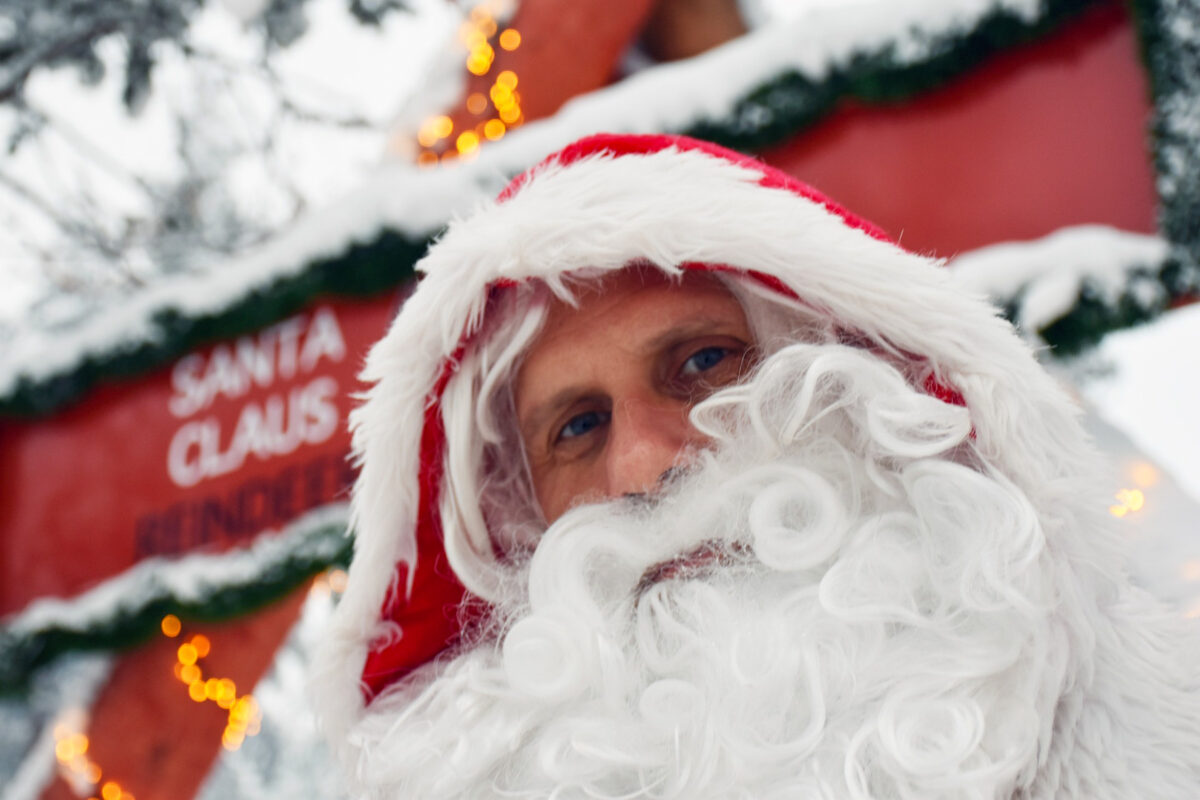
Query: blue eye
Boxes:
[
  {"xmin": 681, "ymin": 346, "xmax": 729, "ymax": 375},
  {"xmin": 559, "ymin": 409, "xmax": 610, "ymax": 440}
]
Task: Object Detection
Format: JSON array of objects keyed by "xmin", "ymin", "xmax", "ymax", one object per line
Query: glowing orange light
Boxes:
[
  {"xmin": 176, "ymin": 643, "xmax": 198, "ymax": 666},
  {"xmin": 466, "ymin": 92, "xmax": 488, "ymax": 115},
  {"xmin": 180, "ymin": 663, "xmax": 201, "ymax": 684},
  {"xmin": 489, "ymin": 83, "xmax": 512, "ymax": 105},
  {"xmin": 1129, "ymin": 460, "xmax": 1160, "ymax": 488},
  {"xmin": 499, "ymin": 29, "xmax": 521, "ymax": 50},
  {"xmin": 191, "ymin": 634, "xmax": 211, "ymax": 658},
  {"xmin": 188, "ymin": 681, "xmax": 207, "ymax": 702},
  {"xmin": 328, "ymin": 569, "xmax": 348, "ymax": 593},
  {"xmin": 456, "ymin": 131, "xmax": 480, "ymax": 155},
  {"xmin": 417, "ymin": 151, "xmax": 439, "ymax": 167},
  {"xmin": 101, "ymin": 782, "xmax": 121, "ymax": 800},
  {"xmin": 417, "ymin": 127, "xmax": 439, "ymax": 148},
  {"xmin": 160, "ymin": 615, "xmax": 181, "ymax": 637},
  {"xmin": 467, "ymin": 54, "xmax": 492, "ymax": 76},
  {"xmin": 1120, "ymin": 488, "xmax": 1144, "ymax": 511},
  {"xmin": 432, "ymin": 116, "xmax": 453, "ymax": 138},
  {"xmin": 1109, "ymin": 487, "xmax": 1145, "ymax": 517},
  {"xmin": 85, "ymin": 763, "xmax": 102, "ymax": 783},
  {"xmin": 483, "ymin": 119, "xmax": 506, "ymax": 140},
  {"xmin": 498, "ymin": 105, "xmax": 521, "ymax": 124},
  {"xmin": 496, "ymin": 70, "xmax": 518, "ymax": 89},
  {"xmin": 481, "ymin": 18, "xmax": 497, "ymax": 37}
]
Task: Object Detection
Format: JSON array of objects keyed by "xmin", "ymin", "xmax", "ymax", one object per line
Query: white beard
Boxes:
[{"xmin": 345, "ymin": 344, "xmax": 1200, "ymax": 800}]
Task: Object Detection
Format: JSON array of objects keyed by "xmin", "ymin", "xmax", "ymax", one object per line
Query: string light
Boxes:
[
  {"xmin": 310, "ymin": 568, "xmax": 349, "ymax": 599},
  {"xmin": 53, "ymin": 574, "xmax": 347, "ymax": 797},
  {"xmin": 167, "ymin": 623, "xmax": 262, "ymax": 751},
  {"xmin": 1128, "ymin": 460, "xmax": 1160, "ymax": 488},
  {"xmin": 160, "ymin": 614, "xmax": 181, "ymax": 637},
  {"xmin": 457, "ymin": 131, "xmax": 480, "ymax": 155},
  {"xmin": 1109, "ymin": 487, "xmax": 1145, "ymax": 518},
  {"xmin": 484, "ymin": 119, "xmax": 506, "ymax": 140},
  {"xmin": 53, "ymin": 713, "xmax": 124, "ymax": 800},
  {"xmin": 495, "ymin": 69, "xmax": 518, "ymax": 90},
  {"xmin": 418, "ymin": 2, "xmax": 523, "ymax": 162},
  {"xmin": 465, "ymin": 92, "xmax": 488, "ymax": 115},
  {"xmin": 498, "ymin": 29, "xmax": 521, "ymax": 50}
]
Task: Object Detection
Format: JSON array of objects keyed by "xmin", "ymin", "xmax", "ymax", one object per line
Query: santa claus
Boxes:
[{"xmin": 314, "ymin": 134, "xmax": 1199, "ymax": 798}]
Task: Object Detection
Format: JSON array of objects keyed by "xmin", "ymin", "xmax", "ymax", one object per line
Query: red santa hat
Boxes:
[{"xmin": 314, "ymin": 133, "xmax": 1112, "ymax": 754}]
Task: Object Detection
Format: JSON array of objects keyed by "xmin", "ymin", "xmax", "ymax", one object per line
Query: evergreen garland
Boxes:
[
  {"xmin": 684, "ymin": 0, "xmax": 1101, "ymax": 151},
  {"xmin": 1018, "ymin": 256, "xmax": 1180, "ymax": 356},
  {"xmin": 0, "ymin": 506, "xmax": 351, "ymax": 694},
  {"xmin": 1131, "ymin": 0, "xmax": 1200, "ymax": 294},
  {"xmin": 0, "ymin": 229, "xmax": 428, "ymax": 417}
]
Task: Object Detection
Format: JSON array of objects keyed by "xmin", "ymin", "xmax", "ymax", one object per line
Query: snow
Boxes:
[
  {"xmin": 1063, "ymin": 304, "xmax": 1200, "ymax": 618},
  {"xmin": 949, "ymin": 226, "xmax": 1170, "ymax": 335},
  {"xmin": 0, "ymin": 655, "xmax": 113, "ymax": 800},
  {"xmin": 1075, "ymin": 303, "xmax": 1200, "ymax": 507},
  {"xmin": 0, "ymin": 0, "xmax": 1071, "ymax": 402},
  {"xmin": 0, "ymin": 0, "xmax": 460, "ymax": 340}
]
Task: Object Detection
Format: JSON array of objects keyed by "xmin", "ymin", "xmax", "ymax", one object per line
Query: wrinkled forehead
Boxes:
[
  {"xmin": 511, "ymin": 267, "xmax": 749, "ymax": 391},
  {"xmin": 537, "ymin": 266, "xmax": 744, "ymax": 341}
]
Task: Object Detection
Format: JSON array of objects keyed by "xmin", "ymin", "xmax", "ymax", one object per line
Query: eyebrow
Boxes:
[
  {"xmin": 517, "ymin": 314, "xmax": 746, "ymax": 445},
  {"xmin": 641, "ymin": 316, "xmax": 739, "ymax": 353}
]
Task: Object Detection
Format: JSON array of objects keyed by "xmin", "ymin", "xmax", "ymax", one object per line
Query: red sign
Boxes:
[{"xmin": 0, "ymin": 293, "xmax": 401, "ymax": 615}]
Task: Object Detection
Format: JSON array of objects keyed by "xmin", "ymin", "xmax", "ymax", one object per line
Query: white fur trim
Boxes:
[{"xmin": 312, "ymin": 142, "xmax": 1196, "ymax": 791}]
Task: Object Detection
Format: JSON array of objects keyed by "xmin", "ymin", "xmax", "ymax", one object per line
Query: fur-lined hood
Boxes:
[{"xmin": 314, "ymin": 134, "xmax": 1199, "ymax": 798}]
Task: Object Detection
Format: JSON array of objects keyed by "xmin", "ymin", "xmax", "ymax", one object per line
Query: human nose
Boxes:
[{"xmin": 604, "ymin": 398, "xmax": 700, "ymax": 498}]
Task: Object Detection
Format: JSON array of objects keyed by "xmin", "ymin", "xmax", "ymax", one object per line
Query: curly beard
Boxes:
[{"xmin": 345, "ymin": 343, "xmax": 1192, "ymax": 799}]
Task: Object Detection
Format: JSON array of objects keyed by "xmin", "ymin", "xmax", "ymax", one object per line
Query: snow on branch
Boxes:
[{"xmin": 950, "ymin": 226, "xmax": 1175, "ymax": 354}]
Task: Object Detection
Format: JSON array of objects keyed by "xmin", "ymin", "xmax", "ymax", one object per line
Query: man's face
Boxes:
[{"xmin": 514, "ymin": 268, "xmax": 756, "ymax": 523}]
